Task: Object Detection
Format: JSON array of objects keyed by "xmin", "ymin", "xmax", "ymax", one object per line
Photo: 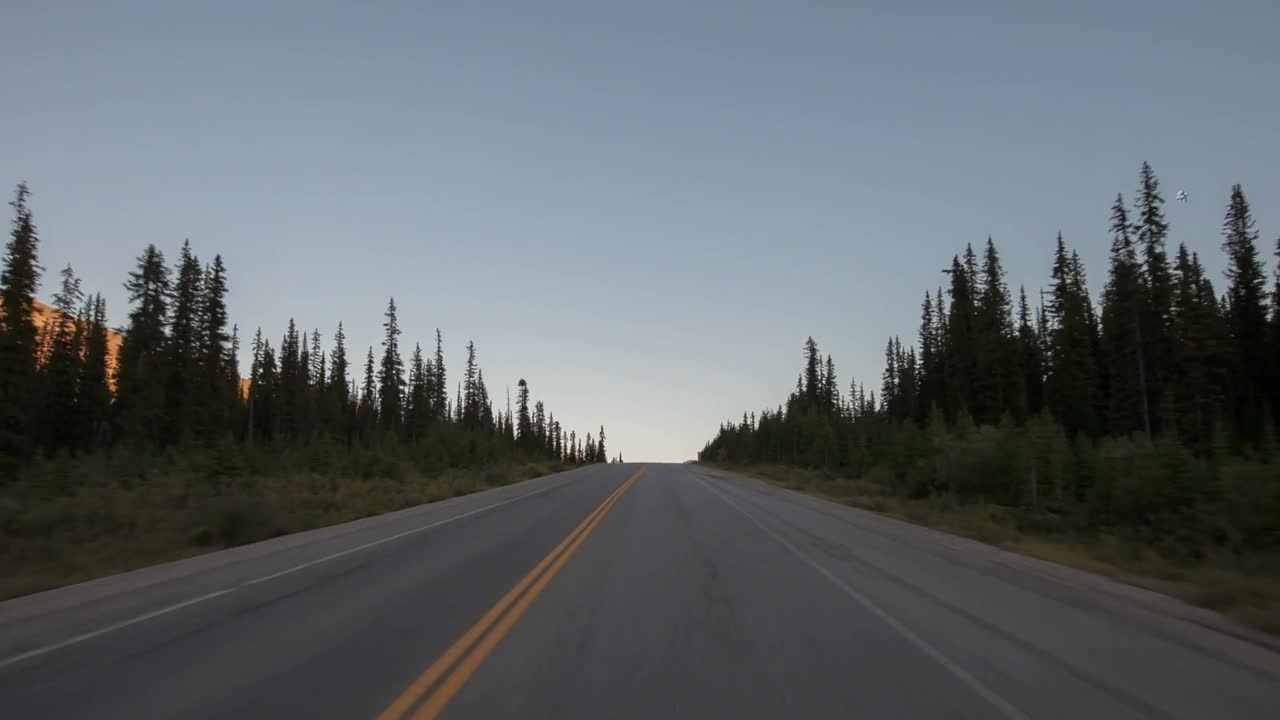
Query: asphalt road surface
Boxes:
[{"xmin": 3, "ymin": 463, "xmax": 1279, "ymax": 719}]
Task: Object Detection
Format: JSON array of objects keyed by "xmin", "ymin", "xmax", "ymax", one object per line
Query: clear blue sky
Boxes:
[{"xmin": 4, "ymin": 2, "xmax": 1278, "ymax": 461}]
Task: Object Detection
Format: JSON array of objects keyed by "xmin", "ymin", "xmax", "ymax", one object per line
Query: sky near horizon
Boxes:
[{"xmin": 4, "ymin": 2, "xmax": 1279, "ymax": 462}]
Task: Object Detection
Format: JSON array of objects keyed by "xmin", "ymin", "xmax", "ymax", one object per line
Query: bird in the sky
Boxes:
[{"xmin": 1176, "ymin": 190, "xmax": 1189, "ymax": 203}]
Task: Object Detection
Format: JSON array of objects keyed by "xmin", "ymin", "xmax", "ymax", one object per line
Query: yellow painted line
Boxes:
[
  {"xmin": 376, "ymin": 466, "xmax": 647, "ymax": 720},
  {"xmin": 407, "ymin": 467, "xmax": 642, "ymax": 720}
]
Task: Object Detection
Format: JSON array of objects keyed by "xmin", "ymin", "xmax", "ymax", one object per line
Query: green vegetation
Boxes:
[
  {"xmin": 0, "ymin": 448, "xmax": 568, "ymax": 600},
  {"xmin": 701, "ymin": 163, "xmax": 1280, "ymax": 632},
  {"xmin": 0, "ymin": 182, "xmax": 608, "ymax": 598}
]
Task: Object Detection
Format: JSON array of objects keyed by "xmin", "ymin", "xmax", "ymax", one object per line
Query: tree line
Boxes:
[
  {"xmin": 0, "ymin": 182, "xmax": 612, "ymax": 481},
  {"xmin": 701, "ymin": 163, "xmax": 1279, "ymax": 554}
]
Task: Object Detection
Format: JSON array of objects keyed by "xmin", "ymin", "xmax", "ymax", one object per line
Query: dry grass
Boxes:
[
  {"xmin": 0, "ymin": 460, "xmax": 564, "ymax": 601},
  {"xmin": 719, "ymin": 463, "xmax": 1280, "ymax": 636}
]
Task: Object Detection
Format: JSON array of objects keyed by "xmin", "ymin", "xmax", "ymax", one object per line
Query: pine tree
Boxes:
[
  {"xmin": 1078, "ymin": 249, "xmax": 1105, "ymax": 429},
  {"xmin": 79, "ymin": 294, "xmax": 112, "ymax": 450},
  {"xmin": 1135, "ymin": 162, "xmax": 1174, "ymax": 434},
  {"xmin": 881, "ymin": 338, "xmax": 898, "ymax": 417},
  {"xmin": 295, "ymin": 329, "xmax": 316, "ymax": 440},
  {"xmin": 462, "ymin": 340, "xmax": 479, "ymax": 427},
  {"xmin": 916, "ymin": 291, "xmax": 942, "ymax": 423},
  {"xmin": 0, "ymin": 184, "xmax": 43, "ymax": 470},
  {"xmin": 195, "ymin": 254, "xmax": 233, "ymax": 439},
  {"xmin": 247, "ymin": 328, "xmax": 264, "ymax": 444},
  {"xmin": 310, "ymin": 330, "xmax": 325, "ymax": 389},
  {"xmin": 934, "ymin": 287, "xmax": 950, "ymax": 411},
  {"xmin": 227, "ymin": 324, "xmax": 242, "ymax": 436},
  {"xmin": 803, "ymin": 337, "xmax": 821, "ymax": 404},
  {"xmin": 116, "ymin": 244, "xmax": 170, "ymax": 446},
  {"xmin": 944, "ymin": 253, "xmax": 977, "ymax": 420},
  {"xmin": 327, "ymin": 322, "xmax": 351, "ymax": 443},
  {"xmin": 476, "ymin": 368, "xmax": 493, "ymax": 430},
  {"xmin": 1100, "ymin": 194, "xmax": 1150, "ymax": 438},
  {"xmin": 162, "ymin": 240, "xmax": 204, "ymax": 444},
  {"xmin": 596, "ymin": 426, "xmax": 607, "ymax": 463},
  {"xmin": 424, "ymin": 356, "xmax": 439, "ymax": 427},
  {"xmin": 279, "ymin": 319, "xmax": 303, "ymax": 440},
  {"xmin": 359, "ymin": 347, "xmax": 378, "ymax": 441},
  {"xmin": 824, "ymin": 355, "xmax": 838, "ymax": 410},
  {"xmin": 405, "ymin": 342, "xmax": 428, "ymax": 439},
  {"xmin": 1272, "ymin": 236, "xmax": 1280, "ymax": 428},
  {"xmin": 432, "ymin": 330, "xmax": 447, "ymax": 423},
  {"xmin": 298, "ymin": 339, "xmax": 312, "ymax": 437},
  {"xmin": 973, "ymin": 237, "xmax": 1014, "ymax": 424},
  {"xmin": 328, "ymin": 323, "xmax": 349, "ymax": 397},
  {"xmin": 379, "ymin": 298, "xmax": 404, "ymax": 432},
  {"xmin": 197, "ymin": 255, "xmax": 230, "ymax": 374},
  {"xmin": 516, "ymin": 379, "xmax": 532, "ymax": 448},
  {"xmin": 963, "ymin": 242, "xmax": 980, "ymax": 287},
  {"xmin": 899, "ymin": 342, "xmax": 919, "ymax": 422},
  {"xmin": 1221, "ymin": 184, "xmax": 1270, "ymax": 440},
  {"xmin": 1016, "ymin": 286, "xmax": 1044, "ymax": 418},
  {"xmin": 257, "ymin": 339, "xmax": 279, "ymax": 442},
  {"xmin": 534, "ymin": 401, "xmax": 547, "ymax": 450},
  {"xmin": 1198, "ymin": 255, "xmax": 1229, "ymax": 415},
  {"xmin": 1171, "ymin": 245, "xmax": 1220, "ymax": 446},
  {"xmin": 40, "ymin": 265, "xmax": 85, "ymax": 451},
  {"xmin": 506, "ymin": 388, "xmax": 516, "ymax": 443},
  {"xmin": 1046, "ymin": 233, "xmax": 1100, "ymax": 436}
]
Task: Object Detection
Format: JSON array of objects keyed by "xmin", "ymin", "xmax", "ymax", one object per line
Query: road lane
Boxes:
[
  {"xmin": 0, "ymin": 464, "xmax": 635, "ymax": 719},
  {"xmin": 3, "ymin": 461, "xmax": 1279, "ymax": 719},
  {"xmin": 0, "ymin": 464, "xmax": 598, "ymax": 654},
  {"xmin": 441, "ymin": 462, "xmax": 1012, "ymax": 718},
  {"xmin": 692, "ymin": 466, "xmax": 1280, "ymax": 718},
  {"xmin": 433, "ymin": 463, "xmax": 1280, "ymax": 719},
  {"xmin": 377, "ymin": 466, "xmax": 645, "ymax": 720}
]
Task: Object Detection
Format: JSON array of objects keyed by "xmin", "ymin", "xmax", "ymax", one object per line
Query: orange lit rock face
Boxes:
[
  {"xmin": 31, "ymin": 300, "xmax": 123, "ymax": 390},
  {"xmin": 33, "ymin": 300, "xmax": 124, "ymax": 356}
]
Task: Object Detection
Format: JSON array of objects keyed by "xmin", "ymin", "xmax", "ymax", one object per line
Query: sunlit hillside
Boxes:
[{"xmin": 30, "ymin": 300, "xmax": 248, "ymax": 396}]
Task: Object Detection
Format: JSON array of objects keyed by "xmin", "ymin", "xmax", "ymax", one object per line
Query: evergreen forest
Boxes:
[
  {"xmin": 0, "ymin": 182, "xmax": 611, "ymax": 597},
  {"xmin": 701, "ymin": 163, "xmax": 1280, "ymax": 564}
]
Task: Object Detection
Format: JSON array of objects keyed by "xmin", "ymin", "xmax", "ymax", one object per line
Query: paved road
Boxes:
[{"xmin": 2, "ymin": 463, "xmax": 1279, "ymax": 719}]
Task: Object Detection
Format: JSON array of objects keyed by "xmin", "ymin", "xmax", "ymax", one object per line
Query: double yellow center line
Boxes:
[{"xmin": 376, "ymin": 465, "xmax": 648, "ymax": 720}]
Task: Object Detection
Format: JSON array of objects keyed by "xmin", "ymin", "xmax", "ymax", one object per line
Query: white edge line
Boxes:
[
  {"xmin": 693, "ymin": 472, "xmax": 1030, "ymax": 720},
  {"xmin": 0, "ymin": 483, "xmax": 562, "ymax": 671},
  {"xmin": 242, "ymin": 489, "xmax": 540, "ymax": 585},
  {"xmin": 0, "ymin": 589, "xmax": 233, "ymax": 670}
]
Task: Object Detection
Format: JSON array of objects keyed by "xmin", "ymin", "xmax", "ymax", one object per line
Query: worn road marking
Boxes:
[
  {"xmin": 0, "ymin": 480, "xmax": 572, "ymax": 671},
  {"xmin": 242, "ymin": 488, "xmax": 556, "ymax": 586},
  {"xmin": 694, "ymin": 471, "xmax": 1030, "ymax": 720},
  {"xmin": 0, "ymin": 590, "xmax": 233, "ymax": 671},
  {"xmin": 378, "ymin": 466, "xmax": 646, "ymax": 720}
]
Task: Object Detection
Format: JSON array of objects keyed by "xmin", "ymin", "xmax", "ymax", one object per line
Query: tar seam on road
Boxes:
[
  {"xmin": 693, "ymin": 471, "xmax": 1031, "ymax": 720},
  {"xmin": 377, "ymin": 466, "xmax": 648, "ymax": 720},
  {"xmin": 0, "ymin": 479, "xmax": 574, "ymax": 672}
]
